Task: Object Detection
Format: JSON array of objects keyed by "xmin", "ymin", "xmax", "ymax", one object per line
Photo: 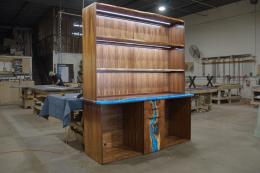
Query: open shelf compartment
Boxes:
[{"xmin": 162, "ymin": 98, "xmax": 191, "ymax": 148}]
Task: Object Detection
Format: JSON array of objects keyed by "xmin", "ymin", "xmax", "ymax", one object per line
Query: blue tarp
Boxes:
[{"xmin": 39, "ymin": 93, "xmax": 83, "ymax": 127}]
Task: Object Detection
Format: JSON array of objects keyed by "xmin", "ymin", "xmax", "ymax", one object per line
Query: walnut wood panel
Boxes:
[
  {"xmin": 101, "ymin": 105, "xmax": 125, "ymax": 163},
  {"xmin": 103, "ymin": 130, "xmax": 123, "ymax": 150},
  {"xmin": 166, "ymin": 98, "xmax": 191, "ymax": 139},
  {"xmin": 103, "ymin": 147, "xmax": 142, "ymax": 164},
  {"xmin": 96, "ymin": 44, "xmax": 169, "ymax": 69},
  {"xmin": 96, "ymin": 15, "xmax": 169, "ymax": 43},
  {"xmin": 84, "ymin": 102, "xmax": 102, "ymax": 163},
  {"xmin": 169, "ymin": 72, "xmax": 185, "ymax": 93},
  {"xmin": 169, "ymin": 49, "xmax": 185, "ymax": 69},
  {"xmin": 96, "ymin": 15, "xmax": 134, "ymax": 40},
  {"xmin": 160, "ymin": 98, "xmax": 191, "ymax": 149},
  {"xmin": 96, "ymin": 44, "xmax": 133, "ymax": 69},
  {"xmin": 101, "ymin": 105, "xmax": 123, "ymax": 132},
  {"xmin": 101, "ymin": 104, "xmax": 144, "ymax": 163},
  {"xmin": 134, "ymin": 23, "xmax": 169, "ymax": 43},
  {"xmin": 133, "ymin": 47, "xmax": 169, "ymax": 69},
  {"xmin": 169, "ymin": 26, "xmax": 185, "ymax": 45},
  {"xmin": 97, "ymin": 73, "xmax": 169, "ymax": 97},
  {"xmin": 82, "ymin": 4, "xmax": 97, "ymax": 100},
  {"xmin": 97, "ymin": 36, "xmax": 184, "ymax": 49},
  {"xmin": 96, "ymin": 3, "xmax": 184, "ymax": 25},
  {"xmin": 97, "ymin": 68, "xmax": 184, "ymax": 73},
  {"xmin": 123, "ymin": 103, "xmax": 144, "ymax": 153}
]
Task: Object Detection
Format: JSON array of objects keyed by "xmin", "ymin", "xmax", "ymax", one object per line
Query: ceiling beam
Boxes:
[
  {"xmin": 191, "ymin": 0, "xmax": 216, "ymax": 8},
  {"xmin": 9, "ymin": 1, "xmax": 30, "ymax": 27}
]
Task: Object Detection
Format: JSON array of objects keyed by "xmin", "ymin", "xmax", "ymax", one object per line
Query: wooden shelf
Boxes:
[
  {"xmin": 103, "ymin": 146, "xmax": 142, "ymax": 164},
  {"xmin": 97, "ymin": 68, "xmax": 184, "ymax": 73},
  {"xmin": 162, "ymin": 136, "xmax": 188, "ymax": 149},
  {"xmin": 96, "ymin": 93, "xmax": 179, "ymax": 101},
  {"xmin": 97, "ymin": 36, "xmax": 184, "ymax": 50}
]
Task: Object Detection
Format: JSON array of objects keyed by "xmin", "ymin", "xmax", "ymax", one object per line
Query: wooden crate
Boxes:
[{"xmin": 82, "ymin": 3, "xmax": 191, "ymax": 164}]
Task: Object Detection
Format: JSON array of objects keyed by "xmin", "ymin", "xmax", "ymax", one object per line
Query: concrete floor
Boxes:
[{"xmin": 0, "ymin": 103, "xmax": 260, "ymax": 173}]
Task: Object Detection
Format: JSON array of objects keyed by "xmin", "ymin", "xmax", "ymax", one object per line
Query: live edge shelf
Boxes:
[{"xmin": 82, "ymin": 3, "xmax": 192, "ymax": 164}]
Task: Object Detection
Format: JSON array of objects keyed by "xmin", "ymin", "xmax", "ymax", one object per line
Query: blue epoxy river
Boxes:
[{"xmin": 95, "ymin": 93, "xmax": 194, "ymax": 105}]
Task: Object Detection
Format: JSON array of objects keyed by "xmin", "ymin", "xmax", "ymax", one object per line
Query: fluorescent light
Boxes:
[
  {"xmin": 72, "ymin": 32, "xmax": 82, "ymax": 36},
  {"xmin": 96, "ymin": 9, "xmax": 171, "ymax": 26},
  {"xmin": 73, "ymin": 23, "xmax": 82, "ymax": 28},
  {"xmin": 158, "ymin": 6, "xmax": 166, "ymax": 12}
]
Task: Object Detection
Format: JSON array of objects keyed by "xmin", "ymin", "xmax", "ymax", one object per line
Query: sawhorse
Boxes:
[
  {"xmin": 188, "ymin": 76, "xmax": 196, "ymax": 88},
  {"xmin": 206, "ymin": 76, "xmax": 214, "ymax": 87}
]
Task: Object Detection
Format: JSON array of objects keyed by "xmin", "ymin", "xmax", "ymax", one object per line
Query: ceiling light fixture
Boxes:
[{"xmin": 158, "ymin": 6, "xmax": 166, "ymax": 12}]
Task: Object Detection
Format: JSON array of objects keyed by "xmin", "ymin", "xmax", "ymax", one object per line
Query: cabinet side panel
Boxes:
[
  {"xmin": 169, "ymin": 73, "xmax": 185, "ymax": 93},
  {"xmin": 84, "ymin": 102, "xmax": 103, "ymax": 163},
  {"xmin": 169, "ymin": 25, "xmax": 184, "ymax": 45},
  {"xmin": 82, "ymin": 4, "xmax": 97, "ymax": 100},
  {"xmin": 169, "ymin": 49, "xmax": 184, "ymax": 69}
]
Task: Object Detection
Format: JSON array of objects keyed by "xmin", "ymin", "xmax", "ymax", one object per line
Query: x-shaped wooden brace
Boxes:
[
  {"xmin": 188, "ymin": 76, "xmax": 196, "ymax": 88},
  {"xmin": 206, "ymin": 75, "xmax": 214, "ymax": 87}
]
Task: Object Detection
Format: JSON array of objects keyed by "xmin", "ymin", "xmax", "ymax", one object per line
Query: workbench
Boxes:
[
  {"xmin": 0, "ymin": 80, "xmax": 34, "ymax": 106},
  {"xmin": 211, "ymin": 84, "xmax": 241, "ymax": 104},
  {"xmin": 31, "ymin": 85, "xmax": 81, "ymax": 114},
  {"xmin": 251, "ymin": 86, "xmax": 260, "ymax": 104},
  {"xmin": 249, "ymin": 101, "xmax": 260, "ymax": 138},
  {"xmin": 186, "ymin": 87, "xmax": 217, "ymax": 112}
]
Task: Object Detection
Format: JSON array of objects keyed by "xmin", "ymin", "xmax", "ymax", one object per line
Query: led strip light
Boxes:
[
  {"xmin": 96, "ymin": 9, "xmax": 172, "ymax": 26},
  {"xmin": 97, "ymin": 39, "xmax": 172, "ymax": 49}
]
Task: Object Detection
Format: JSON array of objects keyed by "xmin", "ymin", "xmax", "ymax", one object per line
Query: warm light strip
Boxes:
[
  {"xmin": 73, "ymin": 23, "xmax": 83, "ymax": 28},
  {"xmin": 176, "ymin": 24, "xmax": 184, "ymax": 28},
  {"xmin": 97, "ymin": 39, "xmax": 172, "ymax": 49},
  {"xmin": 96, "ymin": 9, "xmax": 172, "ymax": 26},
  {"xmin": 175, "ymin": 48, "xmax": 184, "ymax": 50},
  {"xmin": 72, "ymin": 32, "xmax": 83, "ymax": 36}
]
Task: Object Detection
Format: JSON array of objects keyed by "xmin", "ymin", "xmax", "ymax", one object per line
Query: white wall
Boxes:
[
  {"xmin": 182, "ymin": 0, "xmax": 260, "ymax": 98},
  {"xmin": 53, "ymin": 52, "xmax": 82, "ymax": 83}
]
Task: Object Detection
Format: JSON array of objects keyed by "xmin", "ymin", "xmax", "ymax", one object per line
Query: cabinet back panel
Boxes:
[
  {"xmin": 96, "ymin": 16, "xmax": 169, "ymax": 43},
  {"xmin": 97, "ymin": 73, "xmax": 169, "ymax": 97},
  {"xmin": 96, "ymin": 44, "xmax": 169, "ymax": 69}
]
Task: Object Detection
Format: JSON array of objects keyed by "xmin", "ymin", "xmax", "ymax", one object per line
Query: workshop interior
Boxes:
[{"xmin": 0, "ymin": 0, "xmax": 260, "ymax": 172}]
